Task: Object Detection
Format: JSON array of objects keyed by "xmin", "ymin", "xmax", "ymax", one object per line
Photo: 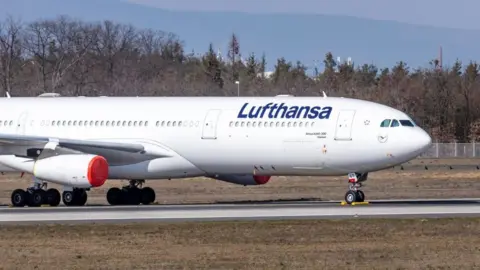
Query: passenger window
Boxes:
[
  {"xmin": 399, "ymin": 120, "xmax": 414, "ymax": 127},
  {"xmin": 391, "ymin": 119, "xmax": 399, "ymax": 127}
]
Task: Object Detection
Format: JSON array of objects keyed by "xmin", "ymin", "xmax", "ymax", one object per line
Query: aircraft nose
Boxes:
[{"xmin": 415, "ymin": 128, "xmax": 432, "ymax": 153}]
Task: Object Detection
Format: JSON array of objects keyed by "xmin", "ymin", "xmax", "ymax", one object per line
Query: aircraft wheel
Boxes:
[
  {"xmin": 356, "ymin": 190, "xmax": 365, "ymax": 202},
  {"xmin": 75, "ymin": 189, "xmax": 88, "ymax": 206},
  {"xmin": 126, "ymin": 187, "xmax": 141, "ymax": 205},
  {"xmin": 11, "ymin": 189, "xmax": 27, "ymax": 207},
  {"xmin": 46, "ymin": 188, "xmax": 61, "ymax": 206},
  {"xmin": 140, "ymin": 187, "xmax": 155, "ymax": 205},
  {"xmin": 28, "ymin": 189, "xmax": 45, "ymax": 207},
  {"xmin": 106, "ymin": 187, "xmax": 122, "ymax": 205},
  {"xmin": 345, "ymin": 190, "xmax": 357, "ymax": 204},
  {"xmin": 62, "ymin": 191, "xmax": 75, "ymax": 206}
]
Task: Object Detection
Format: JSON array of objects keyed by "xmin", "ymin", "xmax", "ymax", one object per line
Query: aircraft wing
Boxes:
[{"xmin": 0, "ymin": 133, "xmax": 171, "ymax": 166}]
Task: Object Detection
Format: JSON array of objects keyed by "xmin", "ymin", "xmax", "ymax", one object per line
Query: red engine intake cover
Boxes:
[{"xmin": 87, "ymin": 156, "xmax": 109, "ymax": 187}]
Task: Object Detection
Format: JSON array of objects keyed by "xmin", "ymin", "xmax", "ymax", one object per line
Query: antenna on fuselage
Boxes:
[{"xmin": 322, "ymin": 91, "xmax": 327, "ymax": 98}]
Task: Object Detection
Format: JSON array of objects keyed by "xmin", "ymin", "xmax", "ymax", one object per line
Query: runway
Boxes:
[{"xmin": 1, "ymin": 198, "xmax": 480, "ymax": 224}]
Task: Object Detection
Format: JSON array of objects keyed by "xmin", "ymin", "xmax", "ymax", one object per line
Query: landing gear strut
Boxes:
[
  {"xmin": 344, "ymin": 172, "xmax": 367, "ymax": 204},
  {"xmin": 106, "ymin": 180, "xmax": 156, "ymax": 206},
  {"xmin": 11, "ymin": 180, "xmax": 61, "ymax": 207}
]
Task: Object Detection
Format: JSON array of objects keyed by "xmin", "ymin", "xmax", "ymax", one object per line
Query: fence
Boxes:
[{"xmin": 419, "ymin": 143, "xmax": 480, "ymax": 158}]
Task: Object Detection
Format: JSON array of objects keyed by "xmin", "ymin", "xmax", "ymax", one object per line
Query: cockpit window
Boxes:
[
  {"xmin": 399, "ymin": 120, "xmax": 414, "ymax": 127},
  {"xmin": 391, "ymin": 119, "xmax": 399, "ymax": 127},
  {"xmin": 380, "ymin": 119, "xmax": 391, "ymax": 127}
]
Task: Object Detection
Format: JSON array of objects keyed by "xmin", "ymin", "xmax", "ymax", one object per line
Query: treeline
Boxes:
[{"xmin": 0, "ymin": 15, "xmax": 479, "ymax": 142}]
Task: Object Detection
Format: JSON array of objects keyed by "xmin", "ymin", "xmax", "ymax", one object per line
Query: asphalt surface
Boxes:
[{"xmin": 1, "ymin": 198, "xmax": 480, "ymax": 224}]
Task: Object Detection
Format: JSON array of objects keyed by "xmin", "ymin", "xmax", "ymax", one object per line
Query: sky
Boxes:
[{"xmin": 127, "ymin": 0, "xmax": 480, "ymax": 30}]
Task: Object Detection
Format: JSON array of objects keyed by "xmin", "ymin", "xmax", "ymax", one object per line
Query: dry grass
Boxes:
[
  {"xmin": 1, "ymin": 218, "xmax": 480, "ymax": 269},
  {"xmin": 1, "ymin": 158, "xmax": 480, "ymax": 205}
]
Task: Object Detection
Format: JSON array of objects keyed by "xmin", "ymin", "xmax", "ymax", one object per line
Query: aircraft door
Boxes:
[
  {"xmin": 201, "ymin": 109, "xmax": 222, "ymax": 139},
  {"xmin": 334, "ymin": 110, "xmax": 356, "ymax": 140},
  {"xmin": 16, "ymin": 111, "xmax": 29, "ymax": 135}
]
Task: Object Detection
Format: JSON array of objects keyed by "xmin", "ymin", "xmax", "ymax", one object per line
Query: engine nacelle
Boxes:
[
  {"xmin": 33, "ymin": 154, "xmax": 109, "ymax": 188},
  {"xmin": 210, "ymin": 174, "xmax": 271, "ymax": 186}
]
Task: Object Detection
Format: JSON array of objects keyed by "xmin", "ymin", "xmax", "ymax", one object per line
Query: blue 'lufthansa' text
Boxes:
[{"xmin": 237, "ymin": 102, "xmax": 332, "ymax": 119}]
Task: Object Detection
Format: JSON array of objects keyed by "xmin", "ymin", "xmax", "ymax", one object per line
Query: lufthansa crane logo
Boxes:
[{"xmin": 377, "ymin": 134, "xmax": 388, "ymax": 143}]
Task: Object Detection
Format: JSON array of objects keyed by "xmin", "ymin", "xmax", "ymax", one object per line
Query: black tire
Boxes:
[
  {"xmin": 28, "ymin": 189, "xmax": 45, "ymax": 207},
  {"xmin": 11, "ymin": 189, "xmax": 27, "ymax": 207},
  {"xmin": 62, "ymin": 191, "xmax": 75, "ymax": 206},
  {"xmin": 75, "ymin": 189, "xmax": 88, "ymax": 206},
  {"xmin": 140, "ymin": 187, "xmax": 156, "ymax": 205},
  {"xmin": 345, "ymin": 190, "xmax": 357, "ymax": 204},
  {"xmin": 356, "ymin": 190, "xmax": 365, "ymax": 202},
  {"xmin": 46, "ymin": 188, "xmax": 61, "ymax": 206},
  {"xmin": 106, "ymin": 187, "xmax": 122, "ymax": 205},
  {"xmin": 126, "ymin": 187, "xmax": 141, "ymax": 205}
]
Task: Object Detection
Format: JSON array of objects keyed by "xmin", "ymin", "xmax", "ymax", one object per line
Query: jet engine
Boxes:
[
  {"xmin": 209, "ymin": 174, "xmax": 271, "ymax": 186},
  {"xmin": 33, "ymin": 154, "xmax": 109, "ymax": 188}
]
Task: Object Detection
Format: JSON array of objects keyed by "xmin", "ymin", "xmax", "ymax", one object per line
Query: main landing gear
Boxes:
[
  {"xmin": 10, "ymin": 177, "xmax": 89, "ymax": 207},
  {"xmin": 11, "ymin": 184, "xmax": 61, "ymax": 207},
  {"xmin": 106, "ymin": 179, "xmax": 156, "ymax": 205},
  {"xmin": 344, "ymin": 172, "xmax": 367, "ymax": 204}
]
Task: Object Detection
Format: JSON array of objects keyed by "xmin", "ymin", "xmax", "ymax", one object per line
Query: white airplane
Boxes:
[{"xmin": 0, "ymin": 93, "xmax": 432, "ymax": 207}]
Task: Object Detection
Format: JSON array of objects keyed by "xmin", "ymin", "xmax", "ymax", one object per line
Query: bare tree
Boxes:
[{"xmin": 0, "ymin": 16, "xmax": 23, "ymax": 95}]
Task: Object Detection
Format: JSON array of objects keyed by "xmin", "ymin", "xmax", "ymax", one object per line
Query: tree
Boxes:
[
  {"xmin": 227, "ymin": 33, "xmax": 240, "ymax": 81},
  {"xmin": 0, "ymin": 16, "xmax": 22, "ymax": 95},
  {"xmin": 245, "ymin": 52, "xmax": 257, "ymax": 78}
]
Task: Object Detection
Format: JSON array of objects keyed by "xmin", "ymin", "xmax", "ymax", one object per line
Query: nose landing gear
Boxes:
[{"xmin": 344, "ymin": 172, "xmax": 367, "ymax": 204}]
